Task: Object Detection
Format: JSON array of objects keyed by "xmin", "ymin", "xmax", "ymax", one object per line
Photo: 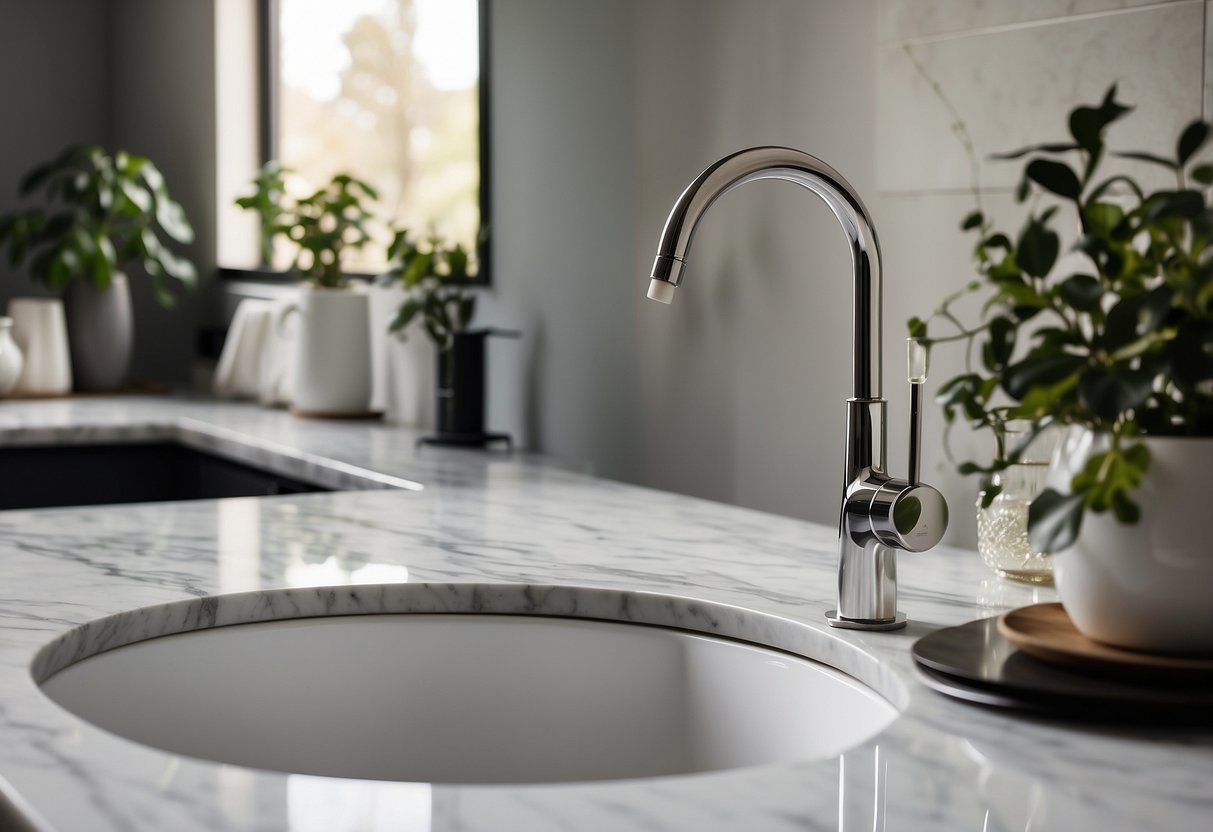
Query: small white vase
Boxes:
[
  {"xmin": 7, "ymin": 298, "xmax": 72, "ymax": 396},
  {"xmin": 0, "ymin": 316, "xmax": 25, "ymax": 396},
  {"xmin": 1048, "ymin": 427, "xmax": 1213, "ymax": 654},
  {"xmin": 290, "ymin": 285, "xmax": 372, "ymax": 415}
]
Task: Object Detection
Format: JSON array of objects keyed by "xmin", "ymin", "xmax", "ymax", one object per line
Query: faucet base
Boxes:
[{"xmin": 824, "ymin": 610, "xmax": 907, "ymax": 631}]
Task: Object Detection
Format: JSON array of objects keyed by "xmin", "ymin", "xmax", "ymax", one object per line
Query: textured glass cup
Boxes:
[{"xmin": 976, "ymin": 423, "xmax": 1056, "ymax": 584}]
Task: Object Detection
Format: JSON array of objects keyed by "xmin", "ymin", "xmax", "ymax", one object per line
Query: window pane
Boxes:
[{"xmin": 279, "ymin": 0, "xmax": 480, "ymax": 273}]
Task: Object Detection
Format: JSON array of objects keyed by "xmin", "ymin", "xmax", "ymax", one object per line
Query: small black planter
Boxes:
[{"xmin": 419, "ymin": 329, "xmax": 518, "ymax": 450}]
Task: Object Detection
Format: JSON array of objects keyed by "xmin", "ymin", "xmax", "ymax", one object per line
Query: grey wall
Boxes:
[
  {"xmin": 479, "ymin": 0, "xmax": 643, "ymax": 480},
  {"xmin": 109, "ymin": 0, "xmax": 219, "ymax": 384},
  {"xmin": 0, "ymin": 0, "xmax": 111, "ymax": 306}
]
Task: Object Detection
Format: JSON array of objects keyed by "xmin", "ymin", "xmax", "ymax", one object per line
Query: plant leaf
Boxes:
[
  {"xmin": 1077, "ymin": 367, "xmax": 1155, "ymax": 420},
  {"xmin": 1028, "ymin": 488, "xmax": 1086, "ymax": 554},
  {"xmin": 1057, "ymin": 274, "xmax": 1103, "ymax": 312},
  {"xmin": 1002, "ymin": 353, "xmax": 1086, "ymax": 400},
  {"xmin": 1015, "ymin": 219, "xmax": 1060, "ymax": 278},
  {"xmin": 1177, "ymin": 120, "xmax": 1211, "ymax": 165},
  {"xmin": 1026, "ymin": 158, "xmax": 1082, "ymax": 200},
  {"xmin": 990, "ymin": 142, "xmax": 1079, "ymax": 160},
  {"xmin": 1114, "ymin": 150, "xmax": 1177, "ymax": 170}
]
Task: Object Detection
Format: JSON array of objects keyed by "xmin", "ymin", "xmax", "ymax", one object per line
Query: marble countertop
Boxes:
[{"xmin": 0, "ymin": 397, "xmax": 1208, "ymax": 831}]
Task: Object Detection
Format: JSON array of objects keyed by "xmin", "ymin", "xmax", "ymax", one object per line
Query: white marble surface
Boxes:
[{"xmin": 0, "ymin": 397, "xmax": 1209, "ymax": 831}]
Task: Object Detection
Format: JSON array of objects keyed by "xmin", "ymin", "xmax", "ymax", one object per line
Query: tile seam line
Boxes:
[{"xmin": 884, "ymin": 0, "xmax": 1201, "ymax": 48}]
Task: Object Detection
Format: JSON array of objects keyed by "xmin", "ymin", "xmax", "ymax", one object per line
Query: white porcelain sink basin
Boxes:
[{"xmin": 39, "ymin": 613, "xmax": 896, "ymax": 784}]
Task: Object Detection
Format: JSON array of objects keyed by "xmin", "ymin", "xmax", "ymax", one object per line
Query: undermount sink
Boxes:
[{"xmin": 37, "ymin": 609, "xmax": 896, "ymax": 785}]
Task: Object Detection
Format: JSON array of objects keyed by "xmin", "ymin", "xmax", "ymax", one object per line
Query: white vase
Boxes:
[
  {"xmin": 7, "ymin": 298, "xmax": 72, "ymax": 396},
  {"xmin": 290, "ymin": 285, "xmax": 372, "ymax": 415},
  {"xmin": 0, "ymin": 316, "xmax": 25, "ymax": 396},
  {"xmin": 366, "ymin": 282, "xmax": 434, "ymax": 426},
  {"xmin": 1047, "ymin": 427, "xmax": 1213, "ymax": 654}
]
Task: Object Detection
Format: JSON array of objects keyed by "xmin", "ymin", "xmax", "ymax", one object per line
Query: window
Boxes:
[{"xmin": 227, "ymin": 0, "xmax": 489, "ymax": 282}]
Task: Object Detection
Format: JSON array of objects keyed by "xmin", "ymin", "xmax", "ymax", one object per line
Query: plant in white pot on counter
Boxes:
[
  {"xmin": 912, "ymin": 86, "xmax": 1213, "ymax": 653},
  {"xmin": 0, "ymin": 145, "xmax": 196, "ymax": 392},
  {"xmin": 236, "ymin": 162, "xmax": 380, "ymax": 416}
]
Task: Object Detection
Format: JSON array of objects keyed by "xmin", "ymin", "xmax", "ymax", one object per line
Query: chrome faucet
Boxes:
[{"xmin": 646, "ymin": 146, "xmax": 948, "ymax": 631}]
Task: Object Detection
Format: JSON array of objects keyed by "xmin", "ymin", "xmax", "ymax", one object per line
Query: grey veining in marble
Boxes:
[{"xmin": 0, "ymin": 396, "xmax": 1210, "ymax": 831}]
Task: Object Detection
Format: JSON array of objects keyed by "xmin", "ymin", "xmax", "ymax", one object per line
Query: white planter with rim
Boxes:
[
  {"xmin": 1047, "ymin": 427, "xmax": 1213, "ymax": 654},
  {"xmin": 288, "ymin": 285, "xmax": 372, "ymax": 416}
]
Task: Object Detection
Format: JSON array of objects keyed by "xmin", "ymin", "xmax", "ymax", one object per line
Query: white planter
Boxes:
[
  {"xmin": 7, "ymin": 298, "xmax": 72, "ymax": 396},
  {"xmin": 366, "ymin": 283, "xmax": 435, "ymax": 426},
  {"xmin": 1048, "ymin": 427, "xmax": 1213, "ymax": 654},
  {"xmin": 290, "ymin": 286, "xmax": 372, "ymax": 415}
]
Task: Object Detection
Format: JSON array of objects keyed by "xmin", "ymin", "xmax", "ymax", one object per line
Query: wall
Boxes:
[
  {"xmin": 108, "ymin": 0, "xmax": 220, "ymax": 385},
  {"xmin": 630, "ymin": 0, "xmax": 876, "ymax": 527},
  {"xmin": 873, "ymin": 0, "xmax": 1213, "ymax": 545},
  {"xmin": 478, "ymin": 0, "xmax": 643, "ymax": 478},
  {"xmin": 0, "ymin": 0, "xmax": 111, "ymax": 308}
]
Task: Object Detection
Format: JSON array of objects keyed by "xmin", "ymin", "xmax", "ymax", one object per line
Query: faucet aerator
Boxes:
[{"xmin": 647, "ymin": 279, "xmax": 677, "ymax": 304}]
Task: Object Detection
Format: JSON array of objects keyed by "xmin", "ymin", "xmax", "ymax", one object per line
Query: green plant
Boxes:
[
  {"xmin": 0, "ymin": 144, "xmax": 196, "ymax": 306},
  {"xmin": 910, "ymin": 85, "xmax": 1213, "ymax": 554},
  {"xmin": 383, "ymin": 229, "xmax": 477, "ymax": 350},
  {"xmin": 236, "ymin": 163, "xmax": 378, "ymax": 288}
]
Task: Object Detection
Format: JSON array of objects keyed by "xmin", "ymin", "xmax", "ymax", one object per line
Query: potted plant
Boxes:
[
  {"xmin": 0, "ymin": 145, "xmax": 196, "ymax": 391},
  {"xmin": 236, "ymin": 163, "xmax": 379, "ymax": 415},
  {"xmin": 383, "ymin": 228, "xmax": 512, "ymax": 444},
  {"xmin": 912, "ymin": 86, "xmax": 1213, "ymax": 653}
]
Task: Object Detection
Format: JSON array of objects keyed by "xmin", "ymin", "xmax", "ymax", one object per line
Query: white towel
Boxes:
[{"xmin": 213, "ymin": 296, "xmax": 299, "ymax": 406}]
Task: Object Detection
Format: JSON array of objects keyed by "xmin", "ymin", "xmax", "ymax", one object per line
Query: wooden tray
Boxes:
[{"xmin": 997, "ymin": 603, "xmax": 1213, "ymax": 678}]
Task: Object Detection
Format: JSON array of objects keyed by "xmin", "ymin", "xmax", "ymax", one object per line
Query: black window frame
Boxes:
[{"xmin": 220, "ymin": 0, "xmax": 492, "ymax": 286}]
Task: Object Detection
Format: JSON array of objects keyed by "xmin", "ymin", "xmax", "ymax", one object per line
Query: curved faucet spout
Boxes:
[{"xmin": 646, "ymin": 146, "xmax": 882, "ymax": 400}]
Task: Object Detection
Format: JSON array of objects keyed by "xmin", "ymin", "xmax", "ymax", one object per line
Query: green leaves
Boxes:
[
  {"xmin": 384, "ymin": 227, "xmax": 485, "ymax": 350},
  {"xmin": 910, "ymin": 84, "xmax": 1211, "ymax": 544},
  {"xmin": 0, "ymin": 144, "xmax": 196, "ymax": 305},
  {"xmin": 236, "ymin": 165, "xmax": 380, "ymax": 288}
]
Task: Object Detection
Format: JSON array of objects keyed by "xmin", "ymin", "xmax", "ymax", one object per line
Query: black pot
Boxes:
[{"xmin": 436, "ymin": 331, "xmax": 489, "ymax": 436}]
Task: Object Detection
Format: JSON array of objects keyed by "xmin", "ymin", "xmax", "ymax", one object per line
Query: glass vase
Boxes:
[{"xmin": 976, "ymin": 423, "xmax": 1056, "ymax": 584}]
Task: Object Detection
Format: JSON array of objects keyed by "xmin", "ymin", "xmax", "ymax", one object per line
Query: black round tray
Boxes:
[{"xmin": 911, "ymin": 617, "xmax": 1213, "ymax": 722}]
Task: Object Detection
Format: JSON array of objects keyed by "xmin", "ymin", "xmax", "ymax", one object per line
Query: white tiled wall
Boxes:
[{"xmin": 875, "ymin": 0, "xmax": 1211, "ymax": 546}]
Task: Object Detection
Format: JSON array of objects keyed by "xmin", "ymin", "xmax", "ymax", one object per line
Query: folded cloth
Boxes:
[{"xmin": 213, "ymin": 296, "xmax": 298, "ymax": 405}]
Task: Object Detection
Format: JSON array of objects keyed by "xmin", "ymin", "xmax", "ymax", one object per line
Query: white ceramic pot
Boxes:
[
  {"xmin": 366, "ymin": 282, "xmax": 434, "ymax": 426},
  {"xmin": 1048, "ymin": 427, "xmax": 1213, "ymax": 654},
  {"xmin": 0, "ymin": 316, "xmax": 25, "ymax": 396},
  {"xmin": 290, "ymin": 285, "xmax": 372, "ymax": 415},
  {"xmin": 7, "ymin": 298, "xmax": 72, "ymax": 396}
]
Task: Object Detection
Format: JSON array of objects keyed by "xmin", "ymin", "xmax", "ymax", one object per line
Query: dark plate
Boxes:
[{"xmin": 912, "ymin": 617, "xmax": 1213, "ymax": 718}]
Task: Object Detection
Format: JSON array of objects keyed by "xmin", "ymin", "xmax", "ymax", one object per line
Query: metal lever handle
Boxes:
[{"xmin": 907, "ymin": 338, "xmax": 927, "ymax": 486}]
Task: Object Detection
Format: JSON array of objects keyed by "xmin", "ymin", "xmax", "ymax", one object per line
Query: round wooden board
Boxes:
[{"xmin": 997, "ymin": 603, "xmax": 1213, "ymax": 678}]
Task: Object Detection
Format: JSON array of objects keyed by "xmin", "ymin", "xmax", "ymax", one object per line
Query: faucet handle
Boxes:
[
  {"xmin": 907, "ymin": 337, "xmax": 927, "ymax": 485},
  {"xmin": 864, "ymin": 337, "xmax": 948, "ymax": 552}
]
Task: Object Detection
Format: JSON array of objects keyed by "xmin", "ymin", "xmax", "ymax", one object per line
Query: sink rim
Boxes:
[{"xmin": 31, "ymin": 582, "xmax": 910, "ymax": 714}]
